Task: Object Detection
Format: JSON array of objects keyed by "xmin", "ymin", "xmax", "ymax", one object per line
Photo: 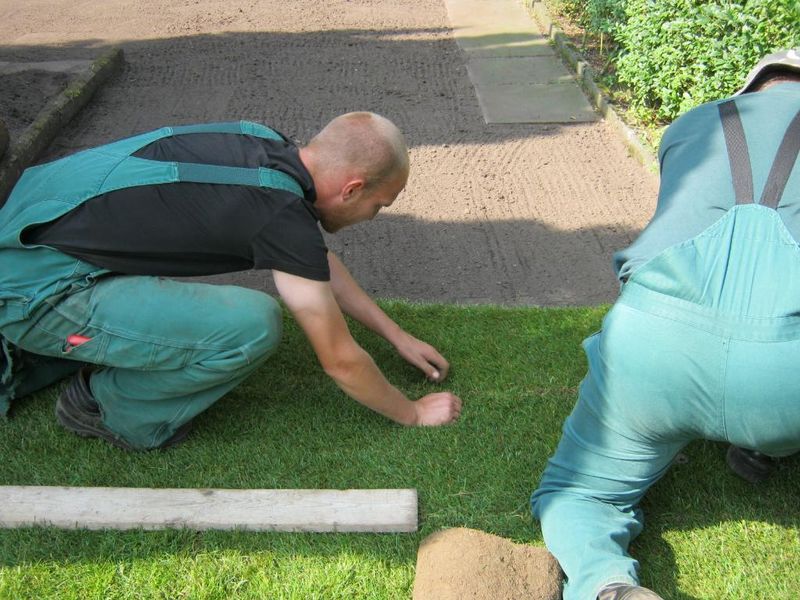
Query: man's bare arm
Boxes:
[
  {"xmin": 273, "ymin": 268, "xmax": 461, "ymax": 426},
  {"xmin": 327, "ymin": 251, "xmax": 450, "ymax": 382}
]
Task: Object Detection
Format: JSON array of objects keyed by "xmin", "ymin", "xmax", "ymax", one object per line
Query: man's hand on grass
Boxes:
[
  {"xmin": 413, "ymin": 392, "xmax": 462, "ymax": 426},
  {"xmin": 394, "ymin": 331, "xmax": 450, "ymax": 382}
]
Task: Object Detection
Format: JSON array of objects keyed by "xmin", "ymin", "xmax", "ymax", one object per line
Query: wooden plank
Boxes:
[{"xmin": 0, "ymin": 486, "xmax": 418, "ymax": 532}]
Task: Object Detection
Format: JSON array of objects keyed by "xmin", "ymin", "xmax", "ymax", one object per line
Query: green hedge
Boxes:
[
  {"xmin": 549, "ymin": 0, "xmax": 800, "ymax": 123},
  {"xmin": 617, "ymin": 0, "xmax": 800, "ymax": 122}
]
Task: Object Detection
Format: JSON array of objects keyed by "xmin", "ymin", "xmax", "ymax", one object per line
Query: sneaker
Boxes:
[
  {"xmin": 726, "ymin": 445, "xmax": 776, "ymax": 484},
  {"xmin": 55, "ymin": 368, "xmax": 191, "ymax": 450},
  {"xmin": 598, "ymin": 583, "xmax": 664, "ymax": 600}
]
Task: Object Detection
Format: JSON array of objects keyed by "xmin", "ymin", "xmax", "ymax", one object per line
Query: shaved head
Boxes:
[{"xmin": 305, "ymin": 112, "xmax": 409, "ymax": 190}]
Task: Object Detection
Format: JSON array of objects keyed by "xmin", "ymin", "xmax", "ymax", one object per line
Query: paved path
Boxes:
[
  {"xmin": 0, "ymin": 0, "xmax": 659, "ymax": 306},
  {"xmin": 445, "ymin": 0, "xmax": 596, "ymax": 123}
]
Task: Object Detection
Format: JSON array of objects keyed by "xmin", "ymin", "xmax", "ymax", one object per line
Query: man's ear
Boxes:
[{"xmin": 341, "ymin": 179, "xmax": 365, "ymax": 202}]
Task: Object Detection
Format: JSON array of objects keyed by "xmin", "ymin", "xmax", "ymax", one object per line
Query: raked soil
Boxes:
[{"xmin": 0, "ymin": 0, "xmax": 659, "ymax": 305}]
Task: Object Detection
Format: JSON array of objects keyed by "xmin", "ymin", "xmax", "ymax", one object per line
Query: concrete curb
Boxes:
[
  {"xmin": 523, "ymin": 1, "xmax": 658, "ymax": 173},
  {"xmin": 0, "ymin": 47, "xmax": 125, "ymax": 204}
]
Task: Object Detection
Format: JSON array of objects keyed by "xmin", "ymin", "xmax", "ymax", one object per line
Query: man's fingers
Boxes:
[
  {"xmin": 426, "ymin": 360, "xmax": 448, "ymax": 382},
  {"xmin": 421, "ymin": 350, "xmax": 449, "ymax": 381},
  {"xmin": 398, "ymin": 336, "xmax": 450, "ymax": 381},
  {"xmin": 434, "ymin": 361, "xmax": 449, "ymax": 380},
  {"xmin": 409, "ymin": 352, "xmax": 444, "ymax": 381}
]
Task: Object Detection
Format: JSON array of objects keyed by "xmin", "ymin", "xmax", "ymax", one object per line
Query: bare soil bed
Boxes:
[{"xmin": 0, "ymin": 0, "xmax": 658, "ymax": 305}]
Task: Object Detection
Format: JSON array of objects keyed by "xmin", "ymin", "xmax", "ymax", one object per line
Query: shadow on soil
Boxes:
[
  {"xmin": 0, "ymin": 27, "xmax": 663, "ymax": 307},
  {"xmin": 0, "ymin": 29, "xmax": 650, "ymax": 305},
  {"xmin": 194, "ymin": 213, "xmax": 638, "ymax": 306},
  {"xmin": 1, "ymin": 28, "xmax": 590, "ymax": 154}
]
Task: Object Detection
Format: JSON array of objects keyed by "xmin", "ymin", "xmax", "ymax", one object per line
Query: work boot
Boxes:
[
  {"xmin": 598, "ymin": 583, "xmax": 664, "ymax": 600},
  {"xmin": 56, "ymin": 368, "xmax": 192, "ymax": 450},
  {"xmin": 726, "ymin": 445, "xmax": 776, "ymax": 484}
]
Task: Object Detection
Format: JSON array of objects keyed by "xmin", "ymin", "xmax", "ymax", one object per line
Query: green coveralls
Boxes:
[
  {"xmin": 0, "ymin": 122, "xmax": 300, "ymax": 448},
  {"xmin": 532, "ymin": 95, "xmax": 800, "ymax": 599}
]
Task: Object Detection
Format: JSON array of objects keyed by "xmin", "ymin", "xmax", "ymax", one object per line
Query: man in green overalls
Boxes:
[
  {"xmin": 531, "ymin": 49, "xmax": 800, "ymax": 600},
  {"xmin": 0, "ymin": 112, "xmax": 462, "ymax": 450}
]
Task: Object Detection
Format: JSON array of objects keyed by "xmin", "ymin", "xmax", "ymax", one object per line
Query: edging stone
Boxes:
[{"xmin": 0, "ymin": 47, "xmax": 125, "ymax": 205}]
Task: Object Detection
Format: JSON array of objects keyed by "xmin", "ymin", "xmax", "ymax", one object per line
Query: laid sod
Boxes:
[{"xmin": 1, "ymin": 302, "xmax": 798, "ymax": 599}]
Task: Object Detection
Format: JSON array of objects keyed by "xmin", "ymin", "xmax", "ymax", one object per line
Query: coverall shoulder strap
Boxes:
[
  {"xmin": 169, "ymin": 121, "xmax": 285, "ymax": 141},
  {"xmin": 718, "ymin": 100, "xmax": 754, "ymax": 205},
  {"xmin": 165, "ymin": 123, "xmax": 302, "ymax": 195},
  {"xmin": 760, "ymin": 108, "xmax": 800, "ymax": 209},
  {"xmin": 176, "ymin": 162, "xmax": 304, "ymax": 197}
]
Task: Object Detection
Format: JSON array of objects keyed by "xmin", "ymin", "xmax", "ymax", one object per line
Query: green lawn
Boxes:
[{"xmin": 1, "ymin": 302, "xmax": 798, "ymax": 599}]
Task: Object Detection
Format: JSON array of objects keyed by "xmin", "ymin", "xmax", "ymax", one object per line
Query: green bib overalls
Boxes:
[
  {"xmin": 0, "ymin": 122, "xmax": 299, "ymax": 448},
  {"xmin": 532, "ymin": 101, "xmax": 800, "ymax": 600}
]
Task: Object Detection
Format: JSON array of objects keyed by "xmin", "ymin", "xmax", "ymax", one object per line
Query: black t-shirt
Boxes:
[{"xmin": 26, "ymin": 131, "xmax": 330, "ymax": 280}]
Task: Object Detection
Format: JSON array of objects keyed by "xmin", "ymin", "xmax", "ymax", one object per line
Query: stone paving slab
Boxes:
[
  {"xmin": 472, "ymin": 81, "xmax": 598, "ymax": 123},
  {"xmin": 467, "ymin": 56, "xmax": 573, "ymax": 85},
  {"xmin": 457, "ymin": 35, "xmax": 553, "ymax": 60},
  {"xmin": 446, "ymin": 0, "xmax": 531, "ymax": 28},
  {"xmin": 445, "ymin": 0, "xmax": 596, "ymax": 123},
  {"xmin": 454, "ymin": 34, "xmax": 553, "ymax": 58}
]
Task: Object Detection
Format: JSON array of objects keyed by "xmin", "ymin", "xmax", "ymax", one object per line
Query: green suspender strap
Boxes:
[
  {"xmin": 97, "ymin": 121, "xmax": 304, "ymax": 198},
  {"xmin": 170, "ymin": 121, "xmax": 304, "ymax": 196},
  {"xmin": 170, "ymin": 121, "xmax": 285, "ymax": 141},
  {"xmin": 175, "ymin": 163, "xmax": 304, "ymax": 197}
]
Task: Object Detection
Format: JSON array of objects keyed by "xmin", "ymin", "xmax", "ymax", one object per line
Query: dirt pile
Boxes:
[{"xmin": 413, "ymin": 527, "xmax": 563, "ymax": 600}]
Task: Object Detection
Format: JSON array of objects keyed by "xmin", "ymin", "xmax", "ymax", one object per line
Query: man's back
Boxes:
[
  {"xmin": 23, "ymin": 129, "xmax": 329, "ymax": 279},
  {"xmin": 614, "ymin": 82, "xmax": 800, "ymax": 281}
]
